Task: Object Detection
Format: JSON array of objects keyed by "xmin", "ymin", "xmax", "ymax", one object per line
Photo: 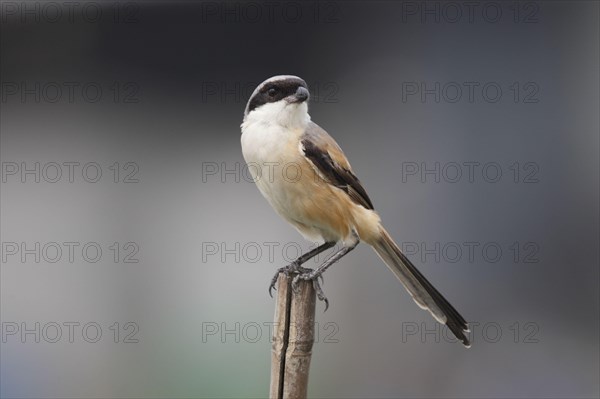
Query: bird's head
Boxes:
[{"xmin": 243, "ymin": 75, "xmax": 310, "ymax": 128}]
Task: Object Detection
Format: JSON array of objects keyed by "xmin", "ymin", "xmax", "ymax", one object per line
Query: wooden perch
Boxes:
[{"xmin": 269, "ymin": 273, "xmax": 316, "ymax": 399}]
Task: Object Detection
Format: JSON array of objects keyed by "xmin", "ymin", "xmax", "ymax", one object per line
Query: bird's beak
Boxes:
[{"xmin": 286, "ymin": 86, "xmax": 310, "ymax": 104}]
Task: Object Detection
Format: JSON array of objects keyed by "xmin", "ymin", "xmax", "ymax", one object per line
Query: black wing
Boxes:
[{"xmin": 301, "ymin": 133, "xmax": 374, "ymax": 210}]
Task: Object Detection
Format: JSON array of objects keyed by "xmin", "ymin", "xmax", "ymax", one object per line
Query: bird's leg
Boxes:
[
  {"xmin": 293, "ymin": 232, "xmax": 360, "ymax": 310},
  {"xmin": 269, "ymin": 241, "xmax": 336, "ymax": 297}
]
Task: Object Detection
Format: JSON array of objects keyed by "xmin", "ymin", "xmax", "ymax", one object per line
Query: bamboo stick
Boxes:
[{"xmin": 269, "ymin": 273, "xmax": 316, "ymax": 399}]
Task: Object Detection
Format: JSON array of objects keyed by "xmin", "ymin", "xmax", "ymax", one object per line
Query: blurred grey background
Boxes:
[{"xmin": 1, "ymin": 1, "xmax": 598, "ymax": 398}]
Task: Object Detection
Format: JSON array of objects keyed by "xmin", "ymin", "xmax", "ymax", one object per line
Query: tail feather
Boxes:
[{"xmin": 372, "ymin": 227, "xmax": 471, "ymax": 347}]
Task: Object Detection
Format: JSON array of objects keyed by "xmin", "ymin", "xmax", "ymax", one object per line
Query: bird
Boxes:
[{"xmin": 240, "ymin": 75, "xmax": 470, "ymax": 347}]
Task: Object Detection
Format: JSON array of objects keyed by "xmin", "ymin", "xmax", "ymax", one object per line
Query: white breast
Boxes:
[{"xmin": 241, "ymin": 119, "xmax": 301, "ymax": 211}]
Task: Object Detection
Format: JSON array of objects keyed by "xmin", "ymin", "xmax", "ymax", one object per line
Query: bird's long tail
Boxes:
[{"xmin": 371, "ymin": 227, "xmax": 471, "ymax": 347}]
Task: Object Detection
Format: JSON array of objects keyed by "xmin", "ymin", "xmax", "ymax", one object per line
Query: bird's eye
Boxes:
[{"xmin": 267, "ymin": 88, "xmax": 277, "ymax": 97}]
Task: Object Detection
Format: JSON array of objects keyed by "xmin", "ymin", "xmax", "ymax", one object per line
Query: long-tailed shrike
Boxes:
[{"xmin": 240, "ymin": 75, "xmax": 470, "ymax": 347}]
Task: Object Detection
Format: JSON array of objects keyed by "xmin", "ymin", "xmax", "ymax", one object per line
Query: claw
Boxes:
[
  {"xmin": 287, "ymin": 270, "xmax": 330, "ymax": 310},
  {"xmin": 268, "ymin": 263, "xmax": 313, "ymax": 297},
  {"xmin": 311, "ymin": 278, "xmax": 329, "ymax": 311},
  {"xmin": 269, "ymin": 263, "xmax": 330, "ymax": 310},
  {"xmin": 291, "ymin": 275, "xmax": 301, "ymax": 293},
  {"xmin": 268, "ymin": 270, "xmax": 283, "ymax": 297}
]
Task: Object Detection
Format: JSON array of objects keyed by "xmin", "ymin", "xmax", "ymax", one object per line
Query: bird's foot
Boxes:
[
  {"xmin": 292, "ymin": 270, "xmax": 329, "ymax": 311},
  {"xmin": 268, "ymin": 262, "xmax": 313, "ymax": 297}
]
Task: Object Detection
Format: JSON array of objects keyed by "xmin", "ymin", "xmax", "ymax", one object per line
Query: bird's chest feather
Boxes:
[{"xmin": 241, "ymin": 123, "xmax": 308, "ymax": 216}]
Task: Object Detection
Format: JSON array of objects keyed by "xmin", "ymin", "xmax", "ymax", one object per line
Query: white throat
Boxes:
[{"xmin": 242, "ymin": 101, "xmax": 310, "ymax": 132}]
